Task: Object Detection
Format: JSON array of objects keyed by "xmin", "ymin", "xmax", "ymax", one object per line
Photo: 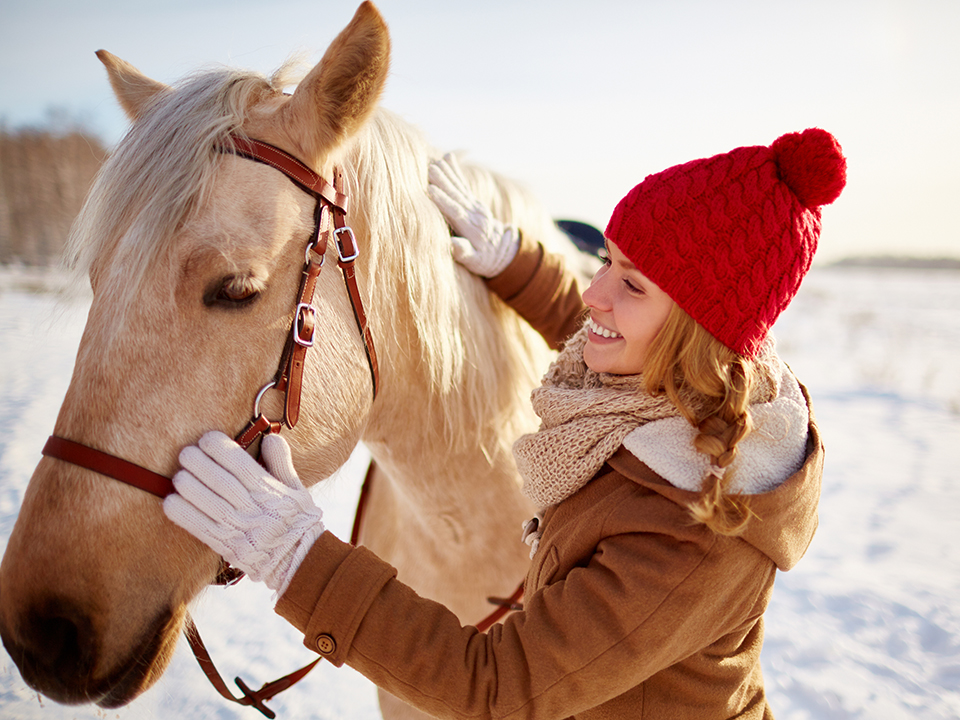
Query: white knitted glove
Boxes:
[
  {"xmin": 428, "ymin": 153, "xmax": 520, "ymax": 278},
  {"xmin": 164, "ymin": 431, "xmax": 324, "ymax": 598}
]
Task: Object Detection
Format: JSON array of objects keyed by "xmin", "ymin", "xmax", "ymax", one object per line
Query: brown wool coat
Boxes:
[{"xmin": 275, "ymin": 238, "xmax": 824, "ymax": 719}]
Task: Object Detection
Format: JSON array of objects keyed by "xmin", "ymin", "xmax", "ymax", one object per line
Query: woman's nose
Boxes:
[{"xmin": 583, "ymin": 267, "xmax": 613, "ymax": 310}]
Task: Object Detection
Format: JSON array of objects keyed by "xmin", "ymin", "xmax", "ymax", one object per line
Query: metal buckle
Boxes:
[
  {"xmin": 294, "ymin": 302, "xmax": 318, "ymax": 347},
  {"xmin": 334, "ymin": 226, "xmax": 359, "ymax": 262}
]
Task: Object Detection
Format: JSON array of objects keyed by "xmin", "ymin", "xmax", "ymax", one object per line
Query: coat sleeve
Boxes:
[
  {"xmin": 275, "ymin": 486, "xmax": 776, "ymax": 720},
  {"xmin": 483, "ymin": 234, "xmax": 587, "ymax": 350}
]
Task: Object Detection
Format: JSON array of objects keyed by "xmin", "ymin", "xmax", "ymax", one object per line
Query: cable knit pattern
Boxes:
[
  {"xmin": 623, "ymin": 360, "xmax": 808, "ymax": 494},
  {"xmin": 514, "ymin": 326, "xmax": 781, "ymax": 508},
  {"xmin": 165, "ymin": 432, "xmax": 326, "ymax": 598},
  {"xmin": 604, "ymin": 128, "xmax": 846, "ymax": 356}
]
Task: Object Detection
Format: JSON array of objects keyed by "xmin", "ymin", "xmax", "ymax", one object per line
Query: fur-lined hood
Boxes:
[{"xmin": 612, "ymin": 379, "xmax": 822, "ymax": 572}]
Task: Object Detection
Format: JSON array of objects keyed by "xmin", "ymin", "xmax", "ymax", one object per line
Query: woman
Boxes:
[{"xmin": 164, "ymin": 127, "xmax": 846, "ymax": 718}]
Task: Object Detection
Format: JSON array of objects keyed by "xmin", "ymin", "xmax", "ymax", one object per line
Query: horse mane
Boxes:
[
  {"xmin": 64, "ymin": 62, "xmax": 302, "ymax": 289},
  {"xmin": 343, "ymin": 111, "xmax": 558, "ymax": 453},
  {"xmin": 66, "ymin": 62, "xmax": 562, "ymax": 456}
]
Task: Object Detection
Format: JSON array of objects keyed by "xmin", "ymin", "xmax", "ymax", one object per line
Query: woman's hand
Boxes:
[
  {"xmin": 164, "ymin": 431, "xmax": 325, "ymax": 598},
  {"xmin": 428, "ymin": 153, "xmax": 520, "ymax": 278}
]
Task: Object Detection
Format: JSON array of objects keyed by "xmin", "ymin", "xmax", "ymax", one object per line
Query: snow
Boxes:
[{"xmin": 1, "ymin": 264, "xmax": 958, "ymax": 719}]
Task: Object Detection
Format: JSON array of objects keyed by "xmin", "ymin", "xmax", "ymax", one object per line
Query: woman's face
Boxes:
[{"xmin": 581, "ymin": 240, "xmax": 675, "ymax": 375}]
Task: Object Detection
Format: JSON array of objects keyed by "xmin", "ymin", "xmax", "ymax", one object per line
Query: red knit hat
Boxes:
[{"xmin": 605, "ymin": 128, "xmax": 846, "ymax": 357}]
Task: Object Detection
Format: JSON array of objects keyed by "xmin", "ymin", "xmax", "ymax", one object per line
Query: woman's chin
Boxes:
[
  {"xmin": 583, "ymin": 341, "xmax": 612, "ymax": 374},
  {"xmin": 584, "ymin": 339, "xmax": 643, "ymax": 376}
]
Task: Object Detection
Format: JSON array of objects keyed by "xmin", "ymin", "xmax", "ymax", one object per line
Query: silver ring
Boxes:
[{"xmin": 253, "ymin": 381, "xmax": 277, "ymax": 418}]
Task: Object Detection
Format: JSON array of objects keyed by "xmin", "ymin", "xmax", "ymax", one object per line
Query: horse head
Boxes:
[{"xmin": 0, "ymin": 2, "xmax": 393, "ymax": 707}]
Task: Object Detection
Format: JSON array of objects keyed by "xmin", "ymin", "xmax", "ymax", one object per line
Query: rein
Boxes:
[{"xmin": 38, "ymin": 136, "xmax": 521, "ymax": 717}]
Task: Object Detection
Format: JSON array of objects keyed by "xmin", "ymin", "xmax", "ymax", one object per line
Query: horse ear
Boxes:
[
  {"xmin": 278, "ymin": 1, "xmax": 390, "ymax": 163},
  {"xmin": 96, "ymin": 49, "xmax": 171, "ymax": 122}
]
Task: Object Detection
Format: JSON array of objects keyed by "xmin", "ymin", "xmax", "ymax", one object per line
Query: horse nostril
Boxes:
[
  {"xmin": 37, "ymin": 615, "xmax": 87, "ymax": 670},
  {"xmin": 15, "ymin": 598, "xmax": 98, "ymax": 700}
]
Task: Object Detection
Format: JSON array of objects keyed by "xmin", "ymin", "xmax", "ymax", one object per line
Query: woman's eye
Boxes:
[{"xmin": 624, "ymin": 279, "xmax": 644, "ymax": 295}]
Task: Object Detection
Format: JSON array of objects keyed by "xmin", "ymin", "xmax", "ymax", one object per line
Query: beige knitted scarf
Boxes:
[{"xmin": 514, "ymin": 325, "xmax": 779, "ymax": 508}]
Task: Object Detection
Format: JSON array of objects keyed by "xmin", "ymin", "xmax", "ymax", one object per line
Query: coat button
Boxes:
[{"xmin": 316, "ymin": 634, "xmax": 336, "ymax": 655}]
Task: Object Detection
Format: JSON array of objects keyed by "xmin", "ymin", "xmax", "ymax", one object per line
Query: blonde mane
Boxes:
[
  {"xmin": 343, "ymin": 109, "xmax": 554, "ymax": 453},
  {"xmin": 66, "ymin": 64, "xmax": 556, "ymax": 456}
]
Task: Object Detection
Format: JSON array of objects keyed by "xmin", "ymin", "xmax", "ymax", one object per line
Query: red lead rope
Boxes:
[{"xmin": 182, "ymin": 618, "xmax": 319, "ymax": 719}]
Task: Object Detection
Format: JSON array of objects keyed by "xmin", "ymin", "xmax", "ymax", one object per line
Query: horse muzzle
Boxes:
[{"xmin": 0, "ymin": 587, "xmax": 181, "ymax": 707}]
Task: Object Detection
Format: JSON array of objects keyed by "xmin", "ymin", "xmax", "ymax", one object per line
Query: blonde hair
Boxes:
[{"xmin": 642, "ymin": 304, "xmax": 760, "ymax": 536}]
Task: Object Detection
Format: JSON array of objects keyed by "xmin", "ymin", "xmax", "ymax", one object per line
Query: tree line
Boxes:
[{"xmin": 0, "ymin": 125, "xmax": 107, "ymax": 265}]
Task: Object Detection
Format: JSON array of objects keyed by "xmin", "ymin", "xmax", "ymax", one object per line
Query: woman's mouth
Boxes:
[{"xmin": 586, "ymin": 317, "xmax": 622, "ymax": 340}]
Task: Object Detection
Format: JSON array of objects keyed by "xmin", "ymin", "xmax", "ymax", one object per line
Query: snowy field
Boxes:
[{"xmin": 0, "ymin": 263, "xmax": 958, "ymax": 720}]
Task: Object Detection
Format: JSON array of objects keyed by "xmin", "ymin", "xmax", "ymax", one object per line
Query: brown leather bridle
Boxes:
[
  {"xmin": 39, "ymin": 135, "xmax": 521, "ymax": 717},
  {"xmin": 40, "ymin": 135, "xmax": 379, "ymax": 718}
]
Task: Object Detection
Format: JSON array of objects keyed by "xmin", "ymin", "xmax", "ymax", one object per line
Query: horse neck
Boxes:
[
  {"xmin": 362, "ymin": 299, "xmax": 539, "ymax": 509},
  {"xmin": 352, "ymin": 246, "xmax": 543, "ymax": 525},
  {"xmin": 338, "ymin": 113, "xmax": 546, "ymax": 517}
]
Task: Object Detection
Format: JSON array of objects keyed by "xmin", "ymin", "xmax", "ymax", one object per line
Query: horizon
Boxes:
[{"xmin": 2, "ymin": 0, "xmax": 958, "ymax": 262}]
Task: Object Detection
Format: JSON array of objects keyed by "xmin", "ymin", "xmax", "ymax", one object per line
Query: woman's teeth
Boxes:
[{"xmin": 588, "ymin": 317, "xmax": 622, "ymax": 339}]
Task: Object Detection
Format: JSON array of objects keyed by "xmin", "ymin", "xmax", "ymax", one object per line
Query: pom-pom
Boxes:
[{"xmin": 772, "ymin": 128, "xmax": 846, "ymax": 208}]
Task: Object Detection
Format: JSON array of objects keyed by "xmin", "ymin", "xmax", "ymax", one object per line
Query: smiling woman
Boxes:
[
  {"xmin": 580, "ymin": 240, "xmax": 675, "ymax": 376},
  {"xmin": 161, "ymin": 128, "xmax": 847, "ymax": 719}
]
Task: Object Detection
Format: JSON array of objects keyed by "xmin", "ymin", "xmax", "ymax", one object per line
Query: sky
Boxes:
[{"xmin": 1, "ymin": 0, "xmax": 958, "ymax": 262}]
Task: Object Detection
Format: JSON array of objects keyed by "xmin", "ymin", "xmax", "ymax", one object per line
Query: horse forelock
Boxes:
[{"xmin": 64, "ymin": 64, "xmax": 297, "ymax": 293}]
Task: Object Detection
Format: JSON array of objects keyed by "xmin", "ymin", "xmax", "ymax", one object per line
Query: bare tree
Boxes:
[{"xmin": 0, "ymin": 117, "xmax": 107, "ymax": 265}]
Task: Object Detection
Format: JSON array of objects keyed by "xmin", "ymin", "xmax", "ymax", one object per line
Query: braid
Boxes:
[
  {"xmin": 643, "ymin": 305, "xmax": 759, "ymax": 536},
  {"xmin": 688, "ymin": 359, "xmax": 756, "ymax": 535}
]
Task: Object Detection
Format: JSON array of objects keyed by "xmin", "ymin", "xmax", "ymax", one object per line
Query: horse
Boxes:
[{"xmin": 0, "ymin": 4, "xmax": 584, "ymax": 718}]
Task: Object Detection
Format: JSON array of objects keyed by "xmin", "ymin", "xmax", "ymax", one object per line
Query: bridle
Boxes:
[
  {"xmin": 38, "ymin": 135, "xmax": 521, "ymax": 717},
  {"xmin": 40, "ymin": 135, "xmax": 378, "ymax": 718}
]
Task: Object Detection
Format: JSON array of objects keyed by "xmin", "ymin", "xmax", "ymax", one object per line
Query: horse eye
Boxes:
[{"xmin": 205, "ymin": 276, "xmax": 261, "ymax": 307}]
